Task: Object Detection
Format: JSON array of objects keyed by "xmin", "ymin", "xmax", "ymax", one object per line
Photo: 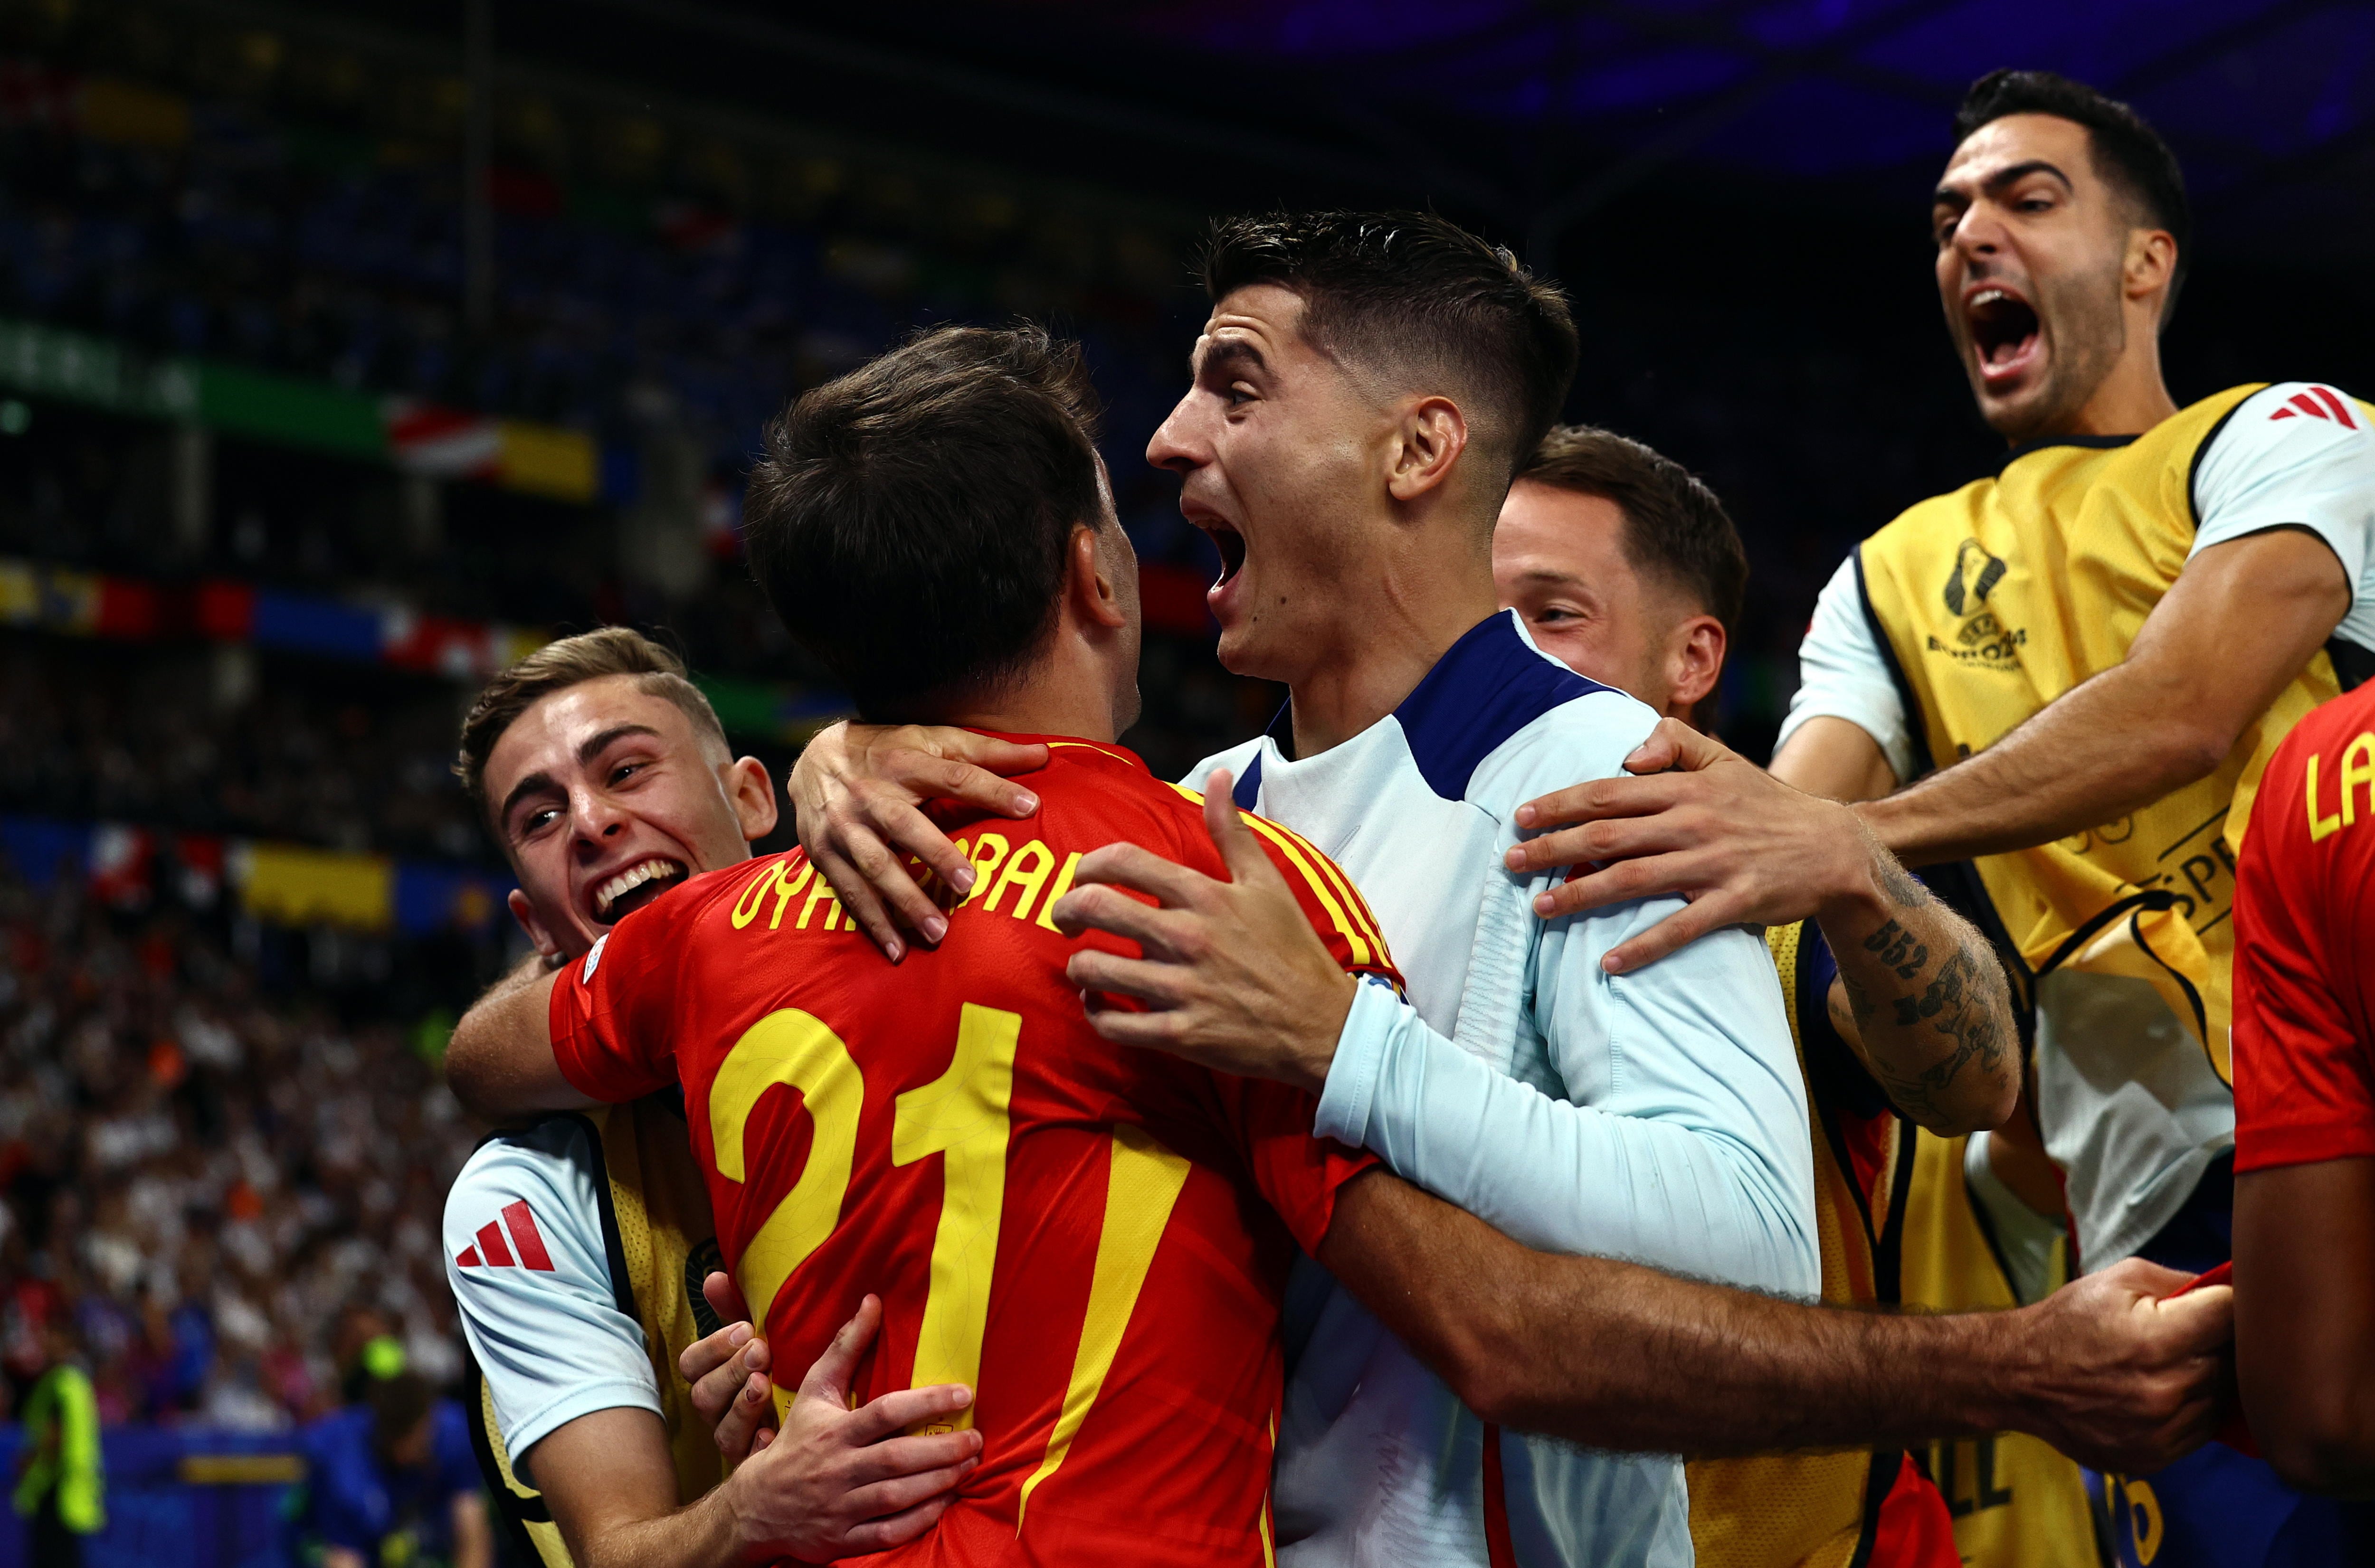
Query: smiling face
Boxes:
[
  {"xmin": 482, "ymin": 675, "xmax": 776, "ymax": 961},
  {"xmin": 1933, "ymin": 113, "xmax": 2147, "ymax": 441},
  {"xmin": 1145, "ymin": 283, "xmax": 1396, "ymax": 683}
]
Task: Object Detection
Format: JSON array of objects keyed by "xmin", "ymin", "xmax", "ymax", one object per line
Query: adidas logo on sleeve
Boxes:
[{"xmin": 455, "ymin": 1199, "xmax": 555, "ymax": 1271}]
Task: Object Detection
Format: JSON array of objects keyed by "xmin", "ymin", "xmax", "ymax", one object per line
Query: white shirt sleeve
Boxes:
[
  {"xmin": 1313, "ymin": 702, "xmax": 1820, "ymax": 1302},
  {"xmin": 1318, "ymin": 926, "xmax": 1817, "ymax": 1299},
  {"xmin": 1774, "ymin": 554, "xmax": 1914, "ymax": 784},
  {"xmin": 2191, "ymin": 382, "xmax": 2375, "ymax": 652},
  {"xmin": 444, "ymin": 1118, "xmax": 662, "ymax": 1485}
]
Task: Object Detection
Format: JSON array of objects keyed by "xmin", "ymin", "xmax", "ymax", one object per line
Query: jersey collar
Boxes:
[
  {"xmin": 1999, "ymin": 431, "xmax": 2139, "ymax": 469},
  {"xmin": 1250, "ymin": 611, "xmax": 1615, "ymax": 803}
]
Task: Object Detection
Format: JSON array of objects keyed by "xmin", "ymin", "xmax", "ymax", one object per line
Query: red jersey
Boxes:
[
  {"xmin": 2233, "ymin": 682, "xmax": 2375, "ymax": 1174},
  {"xmin": 550, "ymin": 736, "xmax": 1396, "ymax": 1565}
]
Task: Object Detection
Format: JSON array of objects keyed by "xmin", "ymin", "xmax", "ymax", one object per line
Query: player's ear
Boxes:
[
  {"xmin": 2124, "ymin": 226, "xmax": 2176, "ymax": 310},
  {"xmin": 723, "ymin": 756, "xmax": 780, "ymax": 843},
  {"xmin": 1386, "ymin": 396, "xmax": 1470, "ymax": 505},
  {"xmin": 1067, "ymin": 523, "xmax": 1130, "ymax": 631},
  {"xmin": 1666, "ymin": 615, "xmax": 1726, "ymax": 712},
  {"xmin": 508, "ymin": 888, "xmax": 561, "ymax": 962}
]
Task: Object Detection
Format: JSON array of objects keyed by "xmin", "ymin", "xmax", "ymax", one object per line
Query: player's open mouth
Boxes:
[
  {"xmin": 592, "ymin": 857, "xmax": 687, "ymax": 923},
  {"xmin": 1967, "ymin": 286, "xmax": 2040, "ymax": 382},
  {"xmin": 1207, "ymin": 521, "xmax": 1247, "ymax": 588}
]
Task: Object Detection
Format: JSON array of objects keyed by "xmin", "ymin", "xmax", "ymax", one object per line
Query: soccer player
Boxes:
[
  {"xmin": 11, "ymin": 1319, "xmax": 102, "ymax": 1568},
  {"xmin": 1505, "ymin": 428, "xmax": 2097, "ymax": 1566},
  {"xmin": 2232, "ymin": 680, "xmax": 2375, "ymax": 1535},
  {"xmin": 784, "ymin": 222, "xmax": 2223, "ymax": 1566},
  {"xmin": 1512, "ymin": 70, "xmax": 2374, "ymax": 1566},
  {"xmin": 1503, "ymin": 428, "xmax": 1974, "ymax": 1565},
  {"xmin": 441, "ymin": 628, "xmax": 982, "ymax": 1566},
  {"xmin": 1493, "ymin": 428, "xmax": 1731, "ymax": 726}
]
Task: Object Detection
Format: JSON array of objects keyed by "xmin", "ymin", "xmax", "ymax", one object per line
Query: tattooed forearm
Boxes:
[
  {"xmin": 1874, "ymin": 854, "xmax": 1935, "ymax": 911},
  {"xmin": 1862, "ymin": 917, "xmax": 1928, "ymax": 981},
  {"xmin": 1863, "ymin": 945, "xmax": 2008, "ymax": 1126},
  {"xmin": 1820, "ymin": 846, "xmax": 2017, "ymax": 1134}
]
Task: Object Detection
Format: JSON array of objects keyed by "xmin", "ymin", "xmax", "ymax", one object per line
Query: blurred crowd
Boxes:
[
  {"xmin": 0, "ymin": 637, "xmax": 487, "ymax": 866},
  {"xmin": 0, "ymin": 0, "xmax": 1202, "ymax": 553},
  {"xmin": 0, "ymin": 863, "xmax": 474, "ymax": 1430}
]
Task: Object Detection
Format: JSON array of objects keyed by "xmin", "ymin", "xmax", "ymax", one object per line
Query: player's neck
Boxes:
[
  {"xmin": 1283, "ymin": 529, "xmax": 1498, "ymax": 760},
  {"xmin": 2038, "ymin": 339, "xmax": 2179, "ymax": 442},
  {"xmin": 934, "ymin": 662, "xmax": 1121, "ymax": 746}
]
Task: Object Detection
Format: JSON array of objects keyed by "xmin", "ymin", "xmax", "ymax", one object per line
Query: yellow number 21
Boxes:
[
  {"xmin": 707, "ymin": 1001, "xmax": 1190, "ymax": 1523},
  {"xmin": 707, "ymin": 1003, "xmax": 1020, "ymax": 1431}
]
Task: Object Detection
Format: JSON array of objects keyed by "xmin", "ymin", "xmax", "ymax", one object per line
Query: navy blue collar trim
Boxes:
[
  {"xmin": 1231, "ymin": 754, "xmax": 1263, "ymax": 810},
  {"xmin": 1392, "ymin": 612, "xmax": 1614, "ymax": 801},
  {"xmin": 1229, "ymin": 699, "xmax": 1293, "ymax": 808}
]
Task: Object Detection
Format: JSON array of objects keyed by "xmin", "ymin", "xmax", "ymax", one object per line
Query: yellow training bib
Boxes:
[{"xmin": 1856, "ymin": 384, "xmax": 2360, "ymax": 1083}]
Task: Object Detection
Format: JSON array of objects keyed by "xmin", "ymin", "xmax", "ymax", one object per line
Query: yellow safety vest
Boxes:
[
  {"xmin": 467, "ymin": 1097, "xmax": 729, "ymax": 1567},
  {"xmin": 1899, "ymin": 1130, "xmax": 2100, "ymax": 1567},
  {"xmin": 1855, "ymin": 384, "xmax": 2363, "ymax": 1082},
  {"xmin": 1688, "ymin": 921, "xmax": 1916, "ymax": 1568},
  {"xmin": 11, "ymin": 1360, "xmax": 103, "ymax": 1534}
]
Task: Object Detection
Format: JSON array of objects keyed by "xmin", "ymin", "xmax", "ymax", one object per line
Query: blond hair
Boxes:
[{"xmin": 454, "ymin": 627, "xmax": 729, "ymax": 818}]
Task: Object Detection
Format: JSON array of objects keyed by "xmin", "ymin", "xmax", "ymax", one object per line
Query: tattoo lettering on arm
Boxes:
[
  {"xmin": 1862, "ymin": 918, "xmax": 1929, "ymax": 982},
  {"xmin": 1870, "ymin": 946, "xmax": 2008, "ymax": 1125},
  {"xmin": 1824, "ymin": 851, "xmax": 2016, "ymax": 1133},
  {"xmin": 1840, "ymin": 934, "xmax": 2009, "ymax": 1126}
]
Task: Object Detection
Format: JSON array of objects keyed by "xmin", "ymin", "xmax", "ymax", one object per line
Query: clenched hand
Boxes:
[{"xmin": 2017, "ymin": 1256, "xmax": 2234, "ymax": 1473}]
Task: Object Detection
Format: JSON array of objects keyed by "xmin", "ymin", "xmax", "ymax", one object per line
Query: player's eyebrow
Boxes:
[
  {"xmin": 1512, "ymin": 567, "xmax": 1590, "ymax": 590},
  {"xmin": 576, "ymin": 723, "xmax": 663, "ymax": 766},
  {"xmin": 1934, "ymin": 158, "xmax": 2072, "ymax": 208},
  {"xmin": 499, "ymin": 769, "xmax": 560, "ymax": 830},
  {"xmin": 1198, "ymin": 338, "xmax": 1267, "ymax": 379}
]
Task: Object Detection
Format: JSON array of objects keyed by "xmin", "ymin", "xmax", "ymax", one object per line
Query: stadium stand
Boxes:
[{"xmin": 0, "ymin": 858, "xmax": 476, "ymax": 1428}]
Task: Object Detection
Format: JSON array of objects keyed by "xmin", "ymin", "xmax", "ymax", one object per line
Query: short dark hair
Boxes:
[
  {"xmin": 1516, "ymin": 425, "xmax": 1748, "ymax": 636},
  {"xmin": 742, "ymin": 323, "xmax": 1106, "ymax": 719},
  {"xmin": 367, "ymin": 1371, "xmax": 434, "ymax": 1462},
  {"xmin": 1201, "ymin": 210, "xmax": 1578, "ymax": 487},
  {"xmin": 1953, "ymin": 69, "xmax": 2191, "ymax": 319},
  {"xmin": 455, "ymin": 627, "xmax": 728, "ymax": 822}
]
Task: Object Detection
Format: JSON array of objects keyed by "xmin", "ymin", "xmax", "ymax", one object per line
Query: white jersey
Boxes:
[
  {"xmin": 444, "ymin": 1116, "xmax": 662, "ymax": 1485},
  {"xmin": 1776, "ymin": 380, "xmax": 2375, "ymax": 1266},
  {"xmin": 1196, "ymin": 610, "xmax": 1817, "ymax": 1568}
]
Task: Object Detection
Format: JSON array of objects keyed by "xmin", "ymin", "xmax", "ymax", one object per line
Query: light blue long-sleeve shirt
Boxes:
[{"xmin": 1196, "ymin": 611, "xmax": 1815, "ymax": 1568}]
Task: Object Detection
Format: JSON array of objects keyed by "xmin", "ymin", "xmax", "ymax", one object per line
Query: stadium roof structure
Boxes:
[
  {"xmin": 1053, "ymin": 0, "xmax": 2375, "ymax": 261},
  {"xmin": 307, "ymin": 0, "xmax": 2375, "ymax": 262},
  {"xmin": 522, "ymin": 0, "xmax": 2374, "ymax": 263}
]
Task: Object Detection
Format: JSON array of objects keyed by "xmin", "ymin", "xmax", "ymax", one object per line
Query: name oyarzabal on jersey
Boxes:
[{"xmin": 545, "ymin": 737, "xmax": 1399, "ymax": 1567}]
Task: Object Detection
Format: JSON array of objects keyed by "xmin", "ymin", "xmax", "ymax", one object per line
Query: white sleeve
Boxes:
[
  {"xmin": 444, "ymin": 1120, "xmax": 661, "ymax": 1485},
  {"xmin": 2191, "ymin": 383, "xmax": 2375, "ymax": 640},
  {"xmin": 1317, "ymin": 919, "xmax": 1818, "ymax": 1299},
  {"xmin": 1774, "ymin": 553, "xmax": 1913, "ymax": 784},
  {"xmin": 1313, "ymin": 700, "xmax": 1819, "ymax": 1300}
]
